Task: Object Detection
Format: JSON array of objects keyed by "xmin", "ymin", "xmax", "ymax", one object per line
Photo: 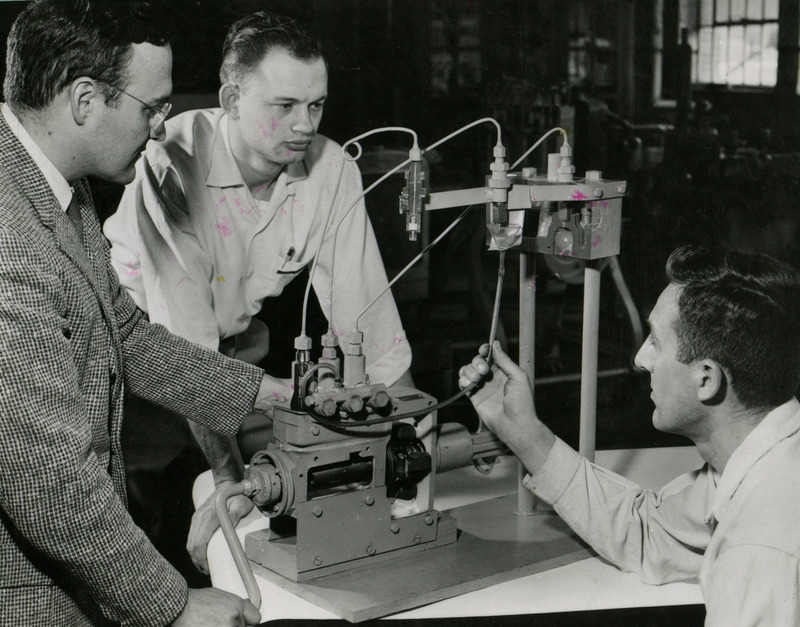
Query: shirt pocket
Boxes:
[{"xmin": 276, "ymin": 258, "xmax": 306, "ymax": 276}]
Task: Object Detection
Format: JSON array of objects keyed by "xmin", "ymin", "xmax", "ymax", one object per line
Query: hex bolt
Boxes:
[
  {"xmin": 312, "ymin": 506, "xmax": 323, "ymax": 517},
  {"xmin": 424, "ymin": 514, "xmax": 434, "ymax": 525},
  {"xmin": 313, "ymin": 556, "xmax": 322, "ymax": 566},
  {"xmin": 342, "ymin": 394, "xmax": 364, "ymax": 414},
  {"xmin": 368, "ymin": 389, "xmax": 391, "ymax": 410},
  {"xmin": 310, "ymin": 426, "xmax": 320, "ymax": 436},
  {"xmin": 413, "ymin": 535, "xmax": 422, "ymax": 544},
  {"xmin": 390, "ymin": 523, "xmax": 400, "ymax": 534},
  {"xmin": 363, "ymin": 495, "xmax": 375, "ymax": 506},
  {"xmin": 593, "ymin": 188, "xmax": 603, "ymax": 198},
  {"xmin": 319, "ymin": 398, "xmax": 337, "ymax": 417},
  {"xmin": 367, "ymin": 545, "xmax": 376, "ymax": 556}
]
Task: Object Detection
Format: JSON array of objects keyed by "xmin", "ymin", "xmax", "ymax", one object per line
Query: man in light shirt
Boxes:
[
  {"xmin": 459, "ymin": 245, "xmax": 800, "ymax": 625},
  {"xmin": 104, "ymin": 12, "xmax": 413, "ymax": 575}
]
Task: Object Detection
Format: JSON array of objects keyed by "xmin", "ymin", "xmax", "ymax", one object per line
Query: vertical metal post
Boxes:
[
  {"xmin": 579, "ymin": 261, "xmax": 601, "ymax": 462},
  {"xmin": 517, "ymin": 252, "xmax": 537, "ymax": 514}
]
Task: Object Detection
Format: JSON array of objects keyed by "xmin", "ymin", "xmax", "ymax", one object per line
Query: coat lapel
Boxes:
[{"xmin": 0, "ymin": 111, "xmax": 124, "ymax": 402}]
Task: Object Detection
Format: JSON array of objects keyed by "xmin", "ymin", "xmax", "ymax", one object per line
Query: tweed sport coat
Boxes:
[{"xmin": 0, "ymin": 112, "xmax": 265, "ymax": 625}]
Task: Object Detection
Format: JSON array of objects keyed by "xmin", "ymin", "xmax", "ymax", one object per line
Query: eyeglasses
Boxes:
[{"xmin": 104, "ymin": 82, "xmax": 172, "ymax": 129}]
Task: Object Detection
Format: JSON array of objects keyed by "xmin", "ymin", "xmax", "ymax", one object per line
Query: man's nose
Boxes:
[
  {"xmin": 150, "ymin": 120, "xmax": 167, "ymax": 142},
  {"xmin": 633, "ymin": 342, "xmax": 651, "ymax": 372},
  {"xmin": 292, "ymin": 107, "xmax": 314, "ymax": 134}
]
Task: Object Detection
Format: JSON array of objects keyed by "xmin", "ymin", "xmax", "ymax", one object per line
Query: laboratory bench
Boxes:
[{"xmin": 194, "ymin": 445, "xmax": 705, "ymax": 624}]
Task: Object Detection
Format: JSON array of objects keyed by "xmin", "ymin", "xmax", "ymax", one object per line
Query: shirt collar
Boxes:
[
  {"xmin": 707, "ymin": 397, "xmax": 800, "ymax": 524},
  {"xmin": 2, "ymin": 103, "xmax": 74, "ymax": 211},
  {"xmin": 205, "ymin": 112, "xmax": 309, "ymax": 189}
]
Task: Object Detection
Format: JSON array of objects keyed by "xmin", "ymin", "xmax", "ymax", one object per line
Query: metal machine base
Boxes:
[
  {"xmin": 249, "ymin": 493, "xmax": 593, "ymax": 622},
  {"xmin": 246, "ymin": 508, "xmax": 458, "ymax": 582}
]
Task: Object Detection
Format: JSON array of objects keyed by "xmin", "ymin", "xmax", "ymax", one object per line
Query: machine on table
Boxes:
[{"xmin": 218, "ymin": 122, "xmax": 627, "ymax": 622}]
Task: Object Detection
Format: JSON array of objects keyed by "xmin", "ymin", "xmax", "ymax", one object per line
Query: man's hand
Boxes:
[
  {"xmin": 187, "ymin": 481, "xmax": 254, "ymax": 576},
  {"xmin": 458, "ymin": 342, "xmax": 536, "ymax": 441},
  {"xmin": 252, "ymin": 375, "xmax": 292, "ymax": 418},
  {"xmin": 172, "ymin": 588, "xmax": 260, "ymax": 626},
  {"xmin": 458, "ymin": 342, "xmax": 556, "ymax": 473}
]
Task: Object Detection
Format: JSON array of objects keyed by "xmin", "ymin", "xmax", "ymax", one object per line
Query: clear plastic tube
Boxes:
[
  {"xmin": 511, "ymin": 127, "xmax": 567, "ymax": 171},
  {"xmin": 215, "ymin": 481, "xmax": 261, "ymax": 610},
  {"xmin": 301, "ymin": 118, "xmax": 504, "ymax": 338}
]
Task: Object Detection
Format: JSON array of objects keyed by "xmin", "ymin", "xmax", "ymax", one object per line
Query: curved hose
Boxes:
[
  {"xmin": 355, "ymin": 204, "xmax": 474, "ymax": 329},
  {"xmin": 318, "ymin": 118, "xmax": 504, "ymax": 338},
  {"xmin": 510, "ymin": 126, "xmax": 567, "ymax": 170},
  {"xmin": 215, "ymin": 481, "xmax": 261, "ymax": 610}
]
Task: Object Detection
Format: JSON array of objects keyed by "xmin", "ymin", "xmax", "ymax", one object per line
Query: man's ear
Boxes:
[
  {"xmin": 695, "ymin": 359, "xmax": 726, "ymax": 404},
  {"xmin": 219, "ymin": 83, "xmax": 239, "ymax": 119},
  {"xmin": 69, "ymin": 77, "xmax": 100, "ymax": 126}
]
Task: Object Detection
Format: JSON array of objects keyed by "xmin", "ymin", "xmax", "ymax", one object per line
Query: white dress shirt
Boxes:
[
  {"xmin": 525, "ymin": 398, "xmax": 800, "ymax": 625},
  {"xmin": 104, "ymin": 108, "xmax": 411, "ymax": 385}
]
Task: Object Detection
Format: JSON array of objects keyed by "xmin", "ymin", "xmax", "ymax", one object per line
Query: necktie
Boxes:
[{"xmin": 67, "ymin": 195, "xmax": 83, "ymax": 242}]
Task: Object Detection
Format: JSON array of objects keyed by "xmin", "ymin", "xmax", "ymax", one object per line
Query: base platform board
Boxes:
[{"xmin": 249, "ymin": 493, "xmax": 594, "ymax": 622}]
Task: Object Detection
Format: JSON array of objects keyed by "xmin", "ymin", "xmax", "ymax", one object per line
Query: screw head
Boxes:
[
  {"xmin": 364, "ymin": 495, "xmax": 375, "ymax": 506},
  {"xmin": 313, "ymin": 506, "xmax": 323, "ymax": 517},
  {"xmin": 313, "ymin": 556, "xmax": 323, "ymax": 566},
  {"xmin": 367, "ymin": 544, "xmax": 376, "ymax": 556}
]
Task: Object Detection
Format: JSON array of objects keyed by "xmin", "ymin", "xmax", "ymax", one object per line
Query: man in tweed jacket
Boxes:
[{"xmin": 0, "ymin": 2, "xmax": 288, "ymax": 625}]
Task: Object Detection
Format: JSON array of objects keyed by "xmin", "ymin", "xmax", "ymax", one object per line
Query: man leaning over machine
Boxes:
[{"xmin": 103, "ymin": 11, "xmax": 413, "ymax": 576}]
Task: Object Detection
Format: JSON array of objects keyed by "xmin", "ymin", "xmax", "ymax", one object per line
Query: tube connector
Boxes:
[
  {"xmin": 400, "ymin": 149, "xmax": 426, "ymax": 241},
  {"xmin": 318, "ymin": 331, "xmax": 340, "ymax": 389},
  {"xmin": 291, "ymin": 334, "xmax": 314, "ymax": 409},
  {"xmin": 557, "ymin": 138, "xmax": 575, "ymax": 182},
  {"xmin": 488, "ymin": 144, "xmax": 511, "ymax": 228},
  {"xmin": 294, "ymin": 334, "xmax": 313, "ymax": 352},
  {"xmin": 343, "ymin": 330, "xmax": 367, "ymax": 387},
  {"xmin": 320, "ymin": 331, "xmax": 338, "ymax": 357},
  {"xmin": 489, "ymin": 150, "xmax": 511, "ymax": 193}
]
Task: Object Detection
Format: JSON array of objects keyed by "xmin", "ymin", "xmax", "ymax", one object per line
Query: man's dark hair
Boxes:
[
  {"xmin": 667, "ymin": 245, "xmax": 800, "ymax": 410},
  {"xmin": 219, "ymin": 12, "xmax": 323, "ymax": 86},
  {"xmin": 4, "ymin": 0, "xmax": 171, "ymax": 113}
]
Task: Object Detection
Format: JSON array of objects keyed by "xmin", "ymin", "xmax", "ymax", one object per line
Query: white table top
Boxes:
[{"xmin": 194, "ymin": 445, "xmax": 705, "ymax": 621}]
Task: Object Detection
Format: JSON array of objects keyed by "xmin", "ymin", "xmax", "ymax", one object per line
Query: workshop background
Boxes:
[
  {"xmin": 2, "ymin": 0, "xmax": 797, "ymax": 470},
  {"xmin": 1, "ymin": 1, "xmax": 798, "ymax": 624}
]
